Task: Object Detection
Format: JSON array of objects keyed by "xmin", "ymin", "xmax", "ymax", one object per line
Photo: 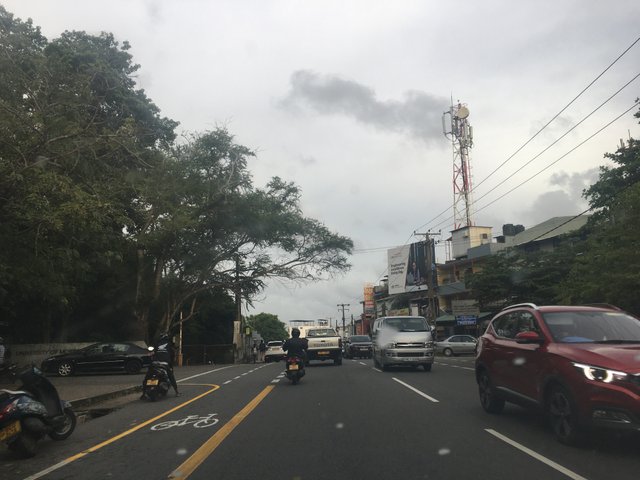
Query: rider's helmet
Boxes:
[
  {"xmin": 158, "ymin": 333, "xmax": 169, "ymax": 344},
  {"xmin": 291, "ymin": 328, "xmax": 300, "ymax": 338}
]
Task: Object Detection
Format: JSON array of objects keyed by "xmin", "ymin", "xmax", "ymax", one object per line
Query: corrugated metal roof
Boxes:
[{"xmin": 513, "ymin": 216, "xmax": 589, "ymax": 246}]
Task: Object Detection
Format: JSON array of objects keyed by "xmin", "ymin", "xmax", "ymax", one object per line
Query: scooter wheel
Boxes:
[{"xmin": 49, "ymin": 408, "xmax": 76, "ymax": 441}]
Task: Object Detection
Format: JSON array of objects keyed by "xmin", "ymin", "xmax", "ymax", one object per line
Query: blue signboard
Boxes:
[{"xmin": 455, "ymin": 315, "xmax": 478, "ymax": 326}]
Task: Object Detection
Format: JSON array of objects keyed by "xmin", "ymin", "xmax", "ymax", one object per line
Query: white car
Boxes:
[
  {"xmin": 264, "ymin": 341, "xmax": 285, "ymax": 362},
  {"xmin": 436, "ymin": 335, "xmax": 478, "ymax": 356}
]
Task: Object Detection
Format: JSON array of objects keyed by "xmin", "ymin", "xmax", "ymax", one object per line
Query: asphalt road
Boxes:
[{"xmin": 1, "ymin": 357, "xmax": 639, "ymax": 480}]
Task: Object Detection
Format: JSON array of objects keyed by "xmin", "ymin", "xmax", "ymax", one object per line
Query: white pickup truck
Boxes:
[{"xmin": 304, "ymin": 327, "xmax": 342, "ymax": 365}]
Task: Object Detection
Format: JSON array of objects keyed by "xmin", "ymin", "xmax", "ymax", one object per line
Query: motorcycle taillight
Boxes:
[{"xmin": 0, "ymin": 398, "xmax": 19, "ymax": 419}]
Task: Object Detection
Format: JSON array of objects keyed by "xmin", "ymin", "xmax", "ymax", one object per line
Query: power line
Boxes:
[
  {"xmin": 413, "ymin": 36, "xmax": 640, "ymax": 235},
  {"xmin": 427, "ymin": 100, "xmax": 640, "ymax": 232},
  {"xmin": 473, "ymin": 72, "xmax": 640, "ymax": 207},
  {"xmin": 474, "ymin": 34, "xmax": 640, "ymax": 191}
]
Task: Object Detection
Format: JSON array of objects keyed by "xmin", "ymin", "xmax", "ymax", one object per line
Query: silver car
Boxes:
[{"xmin": 436, "ymin": 335, "xmax": 477, "ymax": 356}]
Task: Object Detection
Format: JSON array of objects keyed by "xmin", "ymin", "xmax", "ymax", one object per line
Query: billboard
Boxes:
[
  {"xmin": 363, "ymin": 283, "xmax": 375, "ymax": 314},
  {"xmin": 388, "ymin": 242, "xmax": 428, "ymax": 295}
]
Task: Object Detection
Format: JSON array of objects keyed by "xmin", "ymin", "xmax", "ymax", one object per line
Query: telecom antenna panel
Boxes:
[{"xmin": 443, "ymin": 101, "xmax": 475, "ymax": 229}]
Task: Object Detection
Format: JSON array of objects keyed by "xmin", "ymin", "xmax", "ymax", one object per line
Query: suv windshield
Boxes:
[
  {"xmin": 543, "ymin": 311, "xmax": 640, "ymax": 343},
  {"xmin": 383, "ymin": 317, "xmax": 429, "ymax": 332}
]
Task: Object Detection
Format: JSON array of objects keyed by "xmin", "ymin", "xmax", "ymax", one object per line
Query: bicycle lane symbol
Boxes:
[{"xmin": 151, "ymin": 413, "xmax": 219, "ymax": 431}]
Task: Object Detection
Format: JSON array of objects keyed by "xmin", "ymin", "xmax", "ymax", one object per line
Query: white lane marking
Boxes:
[
  {"xmin": 392, "ymin": 378, "xmax": 439, "ymax": 403},
  {"xmin": 373, "ymin": 368, "xmax": 382, "ymax": 372},
  {"xmin": 359, "ymin": 362, "xmax": 367, "ymax": 366},
  {"xmin": 223, "ymin": 380, "xmax": 232, "ymax": 385},
  {"xmin": 435, "ymin": 362, "xmax": 474, "ymax": 371},
  {"xmin": 485, "ymin": 429, "xmax": 588, "ymax": 480},
  {"xmin": 177, "ymin": 365, "xmax": 234, "ymax": 383},
  {"xmin": 271, "ymin": 379, "xmax": 280, "ymax": 383},
  {"xmin": 233, "ymin": 376, "xmax": 241, "ymax": 379},
  {"xmin": 241, "ymin": 373, "xmax": 248, "ymax": 376}
]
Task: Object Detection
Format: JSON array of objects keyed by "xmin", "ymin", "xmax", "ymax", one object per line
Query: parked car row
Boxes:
[{"xmin": 40, "ymin": 342, "xmax": 153, "ymax": 377}]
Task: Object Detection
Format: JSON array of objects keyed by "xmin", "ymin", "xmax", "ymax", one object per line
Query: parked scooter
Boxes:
[
  {"xmin": 141, "ymin": 347, "xmax": 170, "ymax": 401},
  {"xmin": 0, "ymin": 366, "xmax": 76, "ymax": 458},
  {"xmin": 284, "ymin": 356, "xmax": 305, "ymax": 385}
]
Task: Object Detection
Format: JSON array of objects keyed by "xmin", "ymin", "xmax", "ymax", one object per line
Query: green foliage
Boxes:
[
  {"xmin": 466, "ymin": 241, "xmax": 582, "ymax": 310},
  {"xmin": 559, "ymin": 175, "xmax": 640, "ymax": 315},
  {"xmin": 0, "ymin": 8, "xmax": 353, "ymax": 343},
  {"xmin": 246, "ymin": 313, "xmax": 288, "ymax": 343}
]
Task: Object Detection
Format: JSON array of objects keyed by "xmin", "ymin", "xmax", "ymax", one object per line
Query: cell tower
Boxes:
[{"xmin": 443, "ymin": 101, "xmax": 474, "ymax": 229}]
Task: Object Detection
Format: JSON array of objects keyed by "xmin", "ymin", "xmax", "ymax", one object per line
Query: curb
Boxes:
[{"xmin": 70, "ymin": 385, "xmax": 141, "ymax": 410}]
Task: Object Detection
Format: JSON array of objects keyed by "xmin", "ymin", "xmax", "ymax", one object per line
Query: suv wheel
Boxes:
[
  {"xmin": 478, "ymin": 370, "xmax": 505, "ymax": 414},
  {"xmin": 547, "ymin": 385, "xmax": 584, "ymax": 445}
]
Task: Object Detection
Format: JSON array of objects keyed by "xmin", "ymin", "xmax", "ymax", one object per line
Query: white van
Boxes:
[{"xmin": 371, "ymin": 316, "xmax": 435, "ymax": 371}]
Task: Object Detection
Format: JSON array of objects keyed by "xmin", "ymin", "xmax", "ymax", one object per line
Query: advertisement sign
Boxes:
[
  {"xmin": 452, "ymin": 300, "xmax": 480, "ymax": 317},
  {"xmin": 388, "ymin": 242, "xmax": 428, "ymax": 295},
  {"xmin": 363, "ymin": 283, "xmax": 375, "ymax": 314}
]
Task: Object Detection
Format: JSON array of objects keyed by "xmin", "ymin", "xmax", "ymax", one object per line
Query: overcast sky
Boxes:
[{"xmin": 5, "ymin": 1, "xmax": 640, "ymax": 325}]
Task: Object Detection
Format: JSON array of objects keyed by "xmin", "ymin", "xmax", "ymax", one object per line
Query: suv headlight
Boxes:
[
  {"xmin": 385, "ymin": 342, "xmax": 396, "ymax": 349},
  {"xmin": 425, "ymin": 341, "xmax": 435, "ymax": 348},
  {"xmin": 572, "ymin": 362, "xmax": 627, "ymax": 383}
]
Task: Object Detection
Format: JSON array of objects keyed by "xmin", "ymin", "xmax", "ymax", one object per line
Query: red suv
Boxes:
[{"xmin": 475, "ymin": 303, "xmax": 640, "ymax": 445}]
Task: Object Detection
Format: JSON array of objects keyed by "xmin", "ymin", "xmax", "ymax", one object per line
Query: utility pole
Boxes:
[
  {"xmin": 337, "ymin": 303, "xmax": 350, "ymax": 338},
  {"xmin": 414, "ymin": 232, "xmax": 440, "ymax": 322}
]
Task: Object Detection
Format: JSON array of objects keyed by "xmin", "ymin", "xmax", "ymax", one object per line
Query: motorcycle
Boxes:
[
  {"xmin": 0, "ymin": 366, "xmax": 76, "ymax": 458},
  {"xmin": 284, "ymin": 356, "xmax": 305, "ymax": 385},
  {"xmin": 141, "ymin": 347, "xmax": 170, "ymax": 401}
]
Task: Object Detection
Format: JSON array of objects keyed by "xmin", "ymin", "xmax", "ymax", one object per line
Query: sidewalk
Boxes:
[{"xmin": 0, "ymin": 364, "xmax": 232, "ymax": 411}]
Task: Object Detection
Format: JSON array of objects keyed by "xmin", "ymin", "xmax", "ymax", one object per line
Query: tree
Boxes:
[
  {"xmin": 246, "ymin": 313, "xmax": 288, "ymax": 343},
  {"xmin": 0, "ymin": 8, "xmax": 177, "ymax": 342},
  {"xmin": 467, "ymin": 242, "xmax": 580, "ymax": 310},
  {"xmin": 0, "ymin": 8, "xmax": 353, "ymax": 344},
  {"xmin": 558, "ymin": 122, "xmax": 640, "ymax": 314},
  {"xmin": 131, "ymin": 129, "xmax": 353, "ymax": 342}
]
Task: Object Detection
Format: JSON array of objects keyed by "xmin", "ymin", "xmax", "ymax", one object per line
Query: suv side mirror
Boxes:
[{"xmin": 515, "ymin": 331, "xmax": 544, "ymax": 344}]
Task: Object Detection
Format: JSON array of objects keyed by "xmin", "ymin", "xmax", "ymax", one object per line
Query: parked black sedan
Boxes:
[
  {"xmin": 41, "ymin": 342, "xmax": 153, "ymax": 377},
  {"xmin": 343, "ymin": 335, "xmax": 373, "ymax": 359}
]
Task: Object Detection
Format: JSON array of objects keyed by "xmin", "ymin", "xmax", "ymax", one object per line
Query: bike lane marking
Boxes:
[
  {"xmin": 23, "ymin": 384, "xmax": 220, "ymax": 480},
  {"xmin": 168, "ymin": 385, "xmax": 275, "ymax": 479}
]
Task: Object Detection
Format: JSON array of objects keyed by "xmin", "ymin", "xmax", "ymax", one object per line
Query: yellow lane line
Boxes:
[
  {"xmin": 168, "ymin": 385, "xmax": 275, "ymax": 479},
  {"xmin": 23, "ymin": 384, "xmax": 220, "ymax": 480}
]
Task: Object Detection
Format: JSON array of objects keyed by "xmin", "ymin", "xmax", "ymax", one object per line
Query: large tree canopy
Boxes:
[
  {"xmin": 0, "ymin": 8, "xmax": 353, "ymax": 343},
  {"xmin": 246, "ymin": 313, "xmax": 288, "ymax": 343}
]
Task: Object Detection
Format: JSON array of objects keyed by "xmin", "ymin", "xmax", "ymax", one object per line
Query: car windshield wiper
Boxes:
[{"xmin": 593, "ymin": 339, "xmax": 640, "ymax": 344}]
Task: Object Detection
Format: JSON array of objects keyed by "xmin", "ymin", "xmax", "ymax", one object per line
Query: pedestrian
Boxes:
[
  {"xmin": 258, "ymin": 339, "xmax": 266, "ymax": 362},
  {"xmin": 251, "ymin": 342, "xmax": 258, "ymax": 363}
]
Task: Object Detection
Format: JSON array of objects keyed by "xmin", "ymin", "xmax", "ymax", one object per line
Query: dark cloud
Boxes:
[
  {"xmin": 550, "ymin": 168, "xmax": 599, "ymax": 198},
  {"xmin": 280, "ymin": 70, "xmax": 448, "ymax": 143},
  {"xmin": 521, "ymin": 190, "xmax": 585, "ymax": 225}
]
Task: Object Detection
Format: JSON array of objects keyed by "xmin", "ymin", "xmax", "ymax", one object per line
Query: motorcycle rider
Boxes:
[
  {"xmin": 142, "ymin": 333, "xmax": 180, "ymax": 398},
  {"xmin": 282, "ymin": 328, "xmax": 308, "ymax": 366}
]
